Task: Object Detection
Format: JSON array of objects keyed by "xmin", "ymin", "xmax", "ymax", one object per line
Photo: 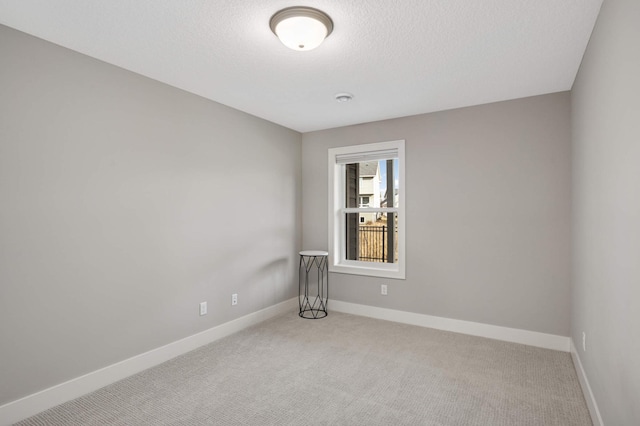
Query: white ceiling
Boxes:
[{"xmin": 0, "ymin": 0, "xmax": 603, "ymax": 133}]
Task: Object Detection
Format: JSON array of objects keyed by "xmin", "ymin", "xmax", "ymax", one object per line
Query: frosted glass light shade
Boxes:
[{"xmin": 270, "ymin": 7, "xmax": 333, "ymax": 51}]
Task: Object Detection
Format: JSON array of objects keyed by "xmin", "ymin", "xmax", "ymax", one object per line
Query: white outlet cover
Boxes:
[{"xmin": 199, "ymin": 302, "xmax": 207, "ymax": 316}]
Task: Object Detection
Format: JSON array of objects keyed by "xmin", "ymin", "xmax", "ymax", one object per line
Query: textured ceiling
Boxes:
[{"xmin": 0, "ymin": 0, "xmax": 603, "ymax": 132}]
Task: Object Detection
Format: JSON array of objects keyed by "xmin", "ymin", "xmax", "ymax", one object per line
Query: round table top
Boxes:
[{"xmin": 299, "ymin": 250, "xmax": 329, "ymax": 257}]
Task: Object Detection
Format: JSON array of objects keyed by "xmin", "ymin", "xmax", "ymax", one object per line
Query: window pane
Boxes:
[
  {"xmin": 345, "ymin": 159, "xmax": 399, "ymax": 208},
  {"xmin": 345, "ymin": 213, "xmax": 398, "ymax": 263}
]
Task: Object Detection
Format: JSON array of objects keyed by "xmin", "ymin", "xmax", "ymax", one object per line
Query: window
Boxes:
[{"xmin": 328, "ymin": 140, "xmax": 405, "ymax": 279}]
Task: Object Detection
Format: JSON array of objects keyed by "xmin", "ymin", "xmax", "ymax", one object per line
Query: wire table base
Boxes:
[{"xmin": 298, "ymin": 250, "xmax": 329, "ymax": 319}]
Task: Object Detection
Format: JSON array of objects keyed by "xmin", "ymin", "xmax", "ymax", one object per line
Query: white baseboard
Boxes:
[
  {"xmin": 0, "ymin": 297, "xmax": 297, "ymax": 426},
  {"xmin": 0, "ymin": 298, "xmax": 578, "ymax": 425},
  {"xmin": 329, "ymin": 299, "xmax": 570, "ymax": 352},
  {"xmin": 570, "ymin": 339, "xmax": 604, "ymax": 426}
]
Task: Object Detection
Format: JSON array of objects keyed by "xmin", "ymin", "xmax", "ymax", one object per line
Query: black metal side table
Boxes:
[{"xmin": 298, "ymin": 250, "xmax": 329, "ymax": 319}]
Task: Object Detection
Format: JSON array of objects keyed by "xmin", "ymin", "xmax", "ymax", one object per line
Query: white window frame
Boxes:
[{"xmin": 328, "ymin": 140, "xmax": 406, "ymax": 279}]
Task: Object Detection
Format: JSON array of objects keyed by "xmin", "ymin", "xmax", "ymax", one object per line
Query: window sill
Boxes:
[{"xmin": 329, "ymin": 261, "xmax": 405, "ymax": 280}]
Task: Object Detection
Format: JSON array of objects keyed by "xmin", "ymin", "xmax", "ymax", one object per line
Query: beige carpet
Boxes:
[{"xmin": 17, "ymin": 312, "xmax": 592, "ymax": 425}]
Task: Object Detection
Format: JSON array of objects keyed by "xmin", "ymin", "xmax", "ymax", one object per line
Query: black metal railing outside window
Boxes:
[{"xmin": 358, "ymin": 225, "xmax": 399, "ymax": 263}]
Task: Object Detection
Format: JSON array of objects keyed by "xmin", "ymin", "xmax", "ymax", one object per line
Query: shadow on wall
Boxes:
[
  {"xmin": 197, "ymin": 225, "xmax": 296, "ymax": 312},
  {"xmin": 250, "ymin": 256, "xmax": 294, "ymax": 308}
]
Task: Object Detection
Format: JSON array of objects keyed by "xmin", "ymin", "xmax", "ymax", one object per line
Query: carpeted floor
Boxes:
[{"xmin": 17, "ymin": 312, "xmax": 592, "ymax": 425}]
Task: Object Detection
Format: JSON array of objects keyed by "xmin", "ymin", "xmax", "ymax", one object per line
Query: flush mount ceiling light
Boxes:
[{"xmin": 269, "ymin": 7, "xmax": 333, "ymax": 51}]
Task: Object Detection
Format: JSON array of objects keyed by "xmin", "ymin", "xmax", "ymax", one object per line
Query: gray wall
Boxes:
[
  {"xmin": 571, "ymin": 0, "xmax": 640, "ymax": 423},
  {"xmin": 0, "ymin": 25, "xmax": 301, "ymax": 405},
  {"xmin": 303, "ymin": 92, "xmax": 572, "ymax": 336}
]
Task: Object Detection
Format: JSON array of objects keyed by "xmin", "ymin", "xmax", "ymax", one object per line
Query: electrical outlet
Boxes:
[
  {"xmin": 199, "ymin": 301, "xmax": 207, "ymax": 316},
  {"xmin": 232, "ymin": 293, "xmax": 238, "ymax": 306},
  {"xmin": 582, "ymin": 332, "xmax": 586, "ymax": 352},
  {"xmin": 381, "ymin": 284, "xmax": 388, "ymax": 295}
]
